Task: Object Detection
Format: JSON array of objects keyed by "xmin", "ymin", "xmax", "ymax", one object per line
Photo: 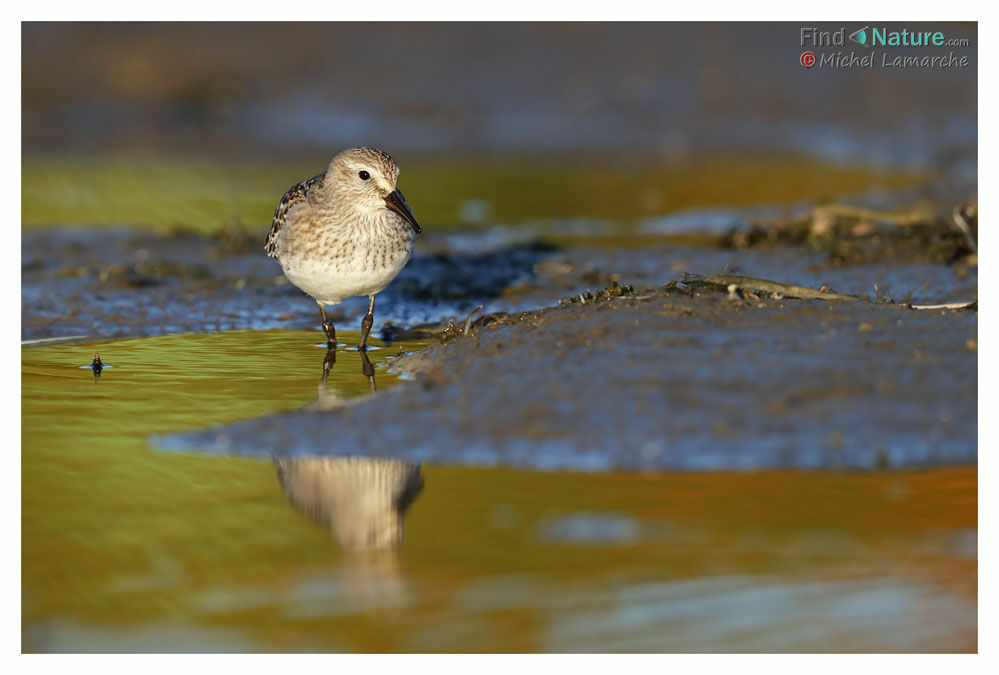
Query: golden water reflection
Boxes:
[{"xmin": 21, "ymin": 330, "xmax": 976, "ymax": 652}]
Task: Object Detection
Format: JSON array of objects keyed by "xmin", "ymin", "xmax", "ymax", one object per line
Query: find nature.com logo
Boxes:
[{"xmin": 799, "ymin": 25, "xmax": 971, "ymax": 69}]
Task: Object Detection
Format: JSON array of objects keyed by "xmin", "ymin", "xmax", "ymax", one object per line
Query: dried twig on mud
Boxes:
[
  {"xmin": 463, "ymin": 305, "xmax": 484, "ymax": 336},
  {"xmin": 908, "ymin": 300, "xmax": 978, "ymax": 311},
  {"xmin": 681, "ymin": 273, "xmax": 862, "ymax": 302},
  {"xmin": 682, "ymin": 272, "xmax": 977, "ymax": 311}
]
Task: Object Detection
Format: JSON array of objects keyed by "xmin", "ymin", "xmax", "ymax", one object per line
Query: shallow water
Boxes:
[{"xmin": 22, "ymin": 329, "xmax": 976, "ymax": 652}]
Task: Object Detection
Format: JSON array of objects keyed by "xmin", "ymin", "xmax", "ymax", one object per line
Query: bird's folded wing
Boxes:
[{"xmin": 265, "ymin": 172, "xmax": 326, "ymax": 257}]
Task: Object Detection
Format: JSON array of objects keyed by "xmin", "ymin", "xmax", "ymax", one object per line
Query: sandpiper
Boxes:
[{"xmin": 266, "ymin": 147, "xmax": 421, "ymax": 350}]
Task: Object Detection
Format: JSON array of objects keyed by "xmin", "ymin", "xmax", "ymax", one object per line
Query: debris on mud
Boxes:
[
  {"xmin": 909, "ymin": 300, "xmax": 978, "ymax": 311},
  {"xmin": 557, "ymin": 280, "xmax": 635, "ymax": 307},
  {"xmin": 436, "ymin": 319, "xmax": 465, "ymax": 344},
  {"xmin": 721, "ymin": 198, "xmax": 979, "ymax": 266},
  {"xmin": 679, "ymin": 273, "xmax": 862, "ymax": 303},
  {"xmin": 676, "ymin": 273, "xmax": 976, "ymax": 312}
]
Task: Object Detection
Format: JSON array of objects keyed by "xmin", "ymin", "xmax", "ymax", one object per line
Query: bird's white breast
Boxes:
[{"xmin": 279, "ymin": 211, "xmax": 415, "ymax": 305}]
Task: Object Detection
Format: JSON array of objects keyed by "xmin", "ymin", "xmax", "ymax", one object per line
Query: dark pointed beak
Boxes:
[{"xmin": 384, "ymin": 190, "xmax": 422, "ymax": 234}]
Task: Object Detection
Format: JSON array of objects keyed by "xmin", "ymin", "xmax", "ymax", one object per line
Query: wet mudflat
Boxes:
[
  {"xmin": 20, "ymin": 212, "xmax": 977, "ymax": 344},
  {"xmin": 162, "ymin": 276, "xmax": 977, "ymax": 471},
  {"xmin": 20, "ymin": 227, "xmax": 554, "ymax": 341}
]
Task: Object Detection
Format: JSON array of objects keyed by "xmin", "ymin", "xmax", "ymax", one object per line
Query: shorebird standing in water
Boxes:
[{"xmin": 265, "ymin": 147, "xmax": 421, "ymax": 350}]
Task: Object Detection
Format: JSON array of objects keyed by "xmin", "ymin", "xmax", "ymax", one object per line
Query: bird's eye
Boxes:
[{"xmin": 358, "ymin": 170, "xmax": 370, "ymax": 180}]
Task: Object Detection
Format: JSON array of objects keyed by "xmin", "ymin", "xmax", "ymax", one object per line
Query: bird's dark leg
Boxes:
[
  {"xmin": 321, "ymin": 345, "xmax": 336, "ymax": 384},
  {"xmin": 359, "ymin": 295, "xmax": 376, "ymax": 351},
  {"xmin": 359, "ymin": 349, "xmax": 377, "ymax": 393},
  {"xmin": 319, "ymin": 303, "xmax": 336, "ymax": 347}
]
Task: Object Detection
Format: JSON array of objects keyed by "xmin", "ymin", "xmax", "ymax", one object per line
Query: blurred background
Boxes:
[
  {"xmin": 22, "ymin": 22, "xmax": 977, "ymax": 232},
  {"xmin": 22, "ymin": 22, "xmax": 977, "ymax": 160}
]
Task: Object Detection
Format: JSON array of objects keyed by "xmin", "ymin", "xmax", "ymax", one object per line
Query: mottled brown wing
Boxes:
[{"xmin": 265, "ymin": 172, "xmax": 325, "ymax": 258}]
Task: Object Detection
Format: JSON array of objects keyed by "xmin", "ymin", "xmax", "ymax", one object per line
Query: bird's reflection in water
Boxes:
[
  {"xmin": 308, "ymin": 345, "xmax": 376, "ymax": 411},
  {"xmin": 274, "ymin": 346, "xmax": 423, "ymax": 553},
  {"xmin": 274, "ymin": 454, "xmax": 423, "ymax": 552}
]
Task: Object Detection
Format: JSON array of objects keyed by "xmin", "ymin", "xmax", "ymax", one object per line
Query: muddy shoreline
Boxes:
[
  {"xmin": 22, "ymin": 203, "xmax": 977, "ymax": 344},
  {"xmin": 25, "ymin": 211, "xmax": 978, "ymax": 472},
  {"xmin": 160, "ymin": 273, "xmax": 977, "ymax": 471}
]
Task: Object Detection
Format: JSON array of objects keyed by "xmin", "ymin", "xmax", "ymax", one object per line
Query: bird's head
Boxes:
[{"xmin": 327, "ymin": 147, "xmax": 421, "ymax": 233}]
